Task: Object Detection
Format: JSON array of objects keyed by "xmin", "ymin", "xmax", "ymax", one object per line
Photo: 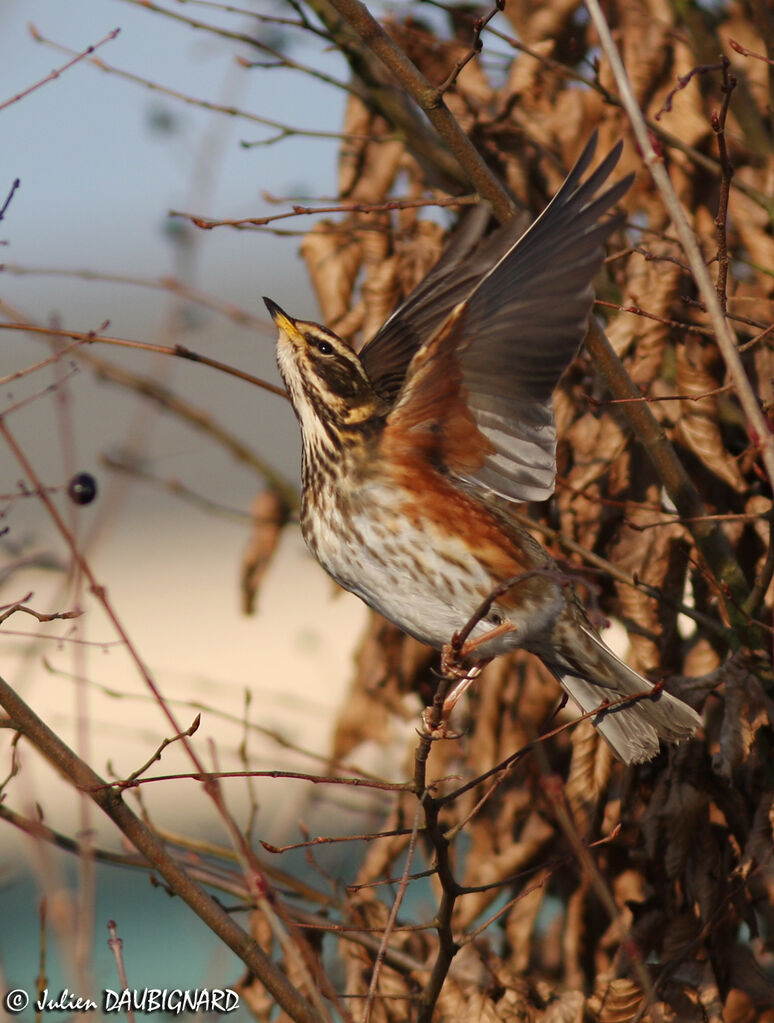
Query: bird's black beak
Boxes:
[
  {"xmin": 263, "ymin": 296, "xmax": 293, "ymax": 327},
  {"xmin": 264, "ymin": 297, "xmax": 305, "ymax": 347}
]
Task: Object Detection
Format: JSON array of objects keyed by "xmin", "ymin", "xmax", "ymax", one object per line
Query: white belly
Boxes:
[{"xmin": 302, "ymin": 480, "xmax": 522, "ymax": 653}]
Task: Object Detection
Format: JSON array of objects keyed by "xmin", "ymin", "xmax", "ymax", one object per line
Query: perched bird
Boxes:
[{"xmin": 265, "ymin": 134, "xmax": 702, "ymax": 764}]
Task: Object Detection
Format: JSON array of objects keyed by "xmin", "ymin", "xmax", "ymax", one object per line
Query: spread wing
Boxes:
[{"xmin": 372, "ymin": 133, "xmax": 633, "ymax": 503}]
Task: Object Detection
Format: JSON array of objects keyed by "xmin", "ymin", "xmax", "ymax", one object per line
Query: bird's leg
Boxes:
[
  {"xmin": 453, "ymin": 621, "xmax": 514, "ymax": 662},
  {"xmin": 422, "ymin": 621, "xmax": 513, "ymax": 737},
  {"xmin": 440, "ymin": 660, "xmax": 490, "ymax": 718},
  {"xmin": 421, "ymin": 649, "xmax": 495, "ymax": 738}
]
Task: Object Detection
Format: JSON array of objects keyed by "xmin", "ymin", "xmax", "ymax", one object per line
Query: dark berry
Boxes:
[{"xmin": 67, "ymin": 472, "xmax": 97, "ymax": 506}]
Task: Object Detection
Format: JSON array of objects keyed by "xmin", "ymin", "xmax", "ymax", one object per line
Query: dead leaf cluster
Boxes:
[{"xmin": 268, "ymin": 0, "xmax": 774, "ymax": 1019}]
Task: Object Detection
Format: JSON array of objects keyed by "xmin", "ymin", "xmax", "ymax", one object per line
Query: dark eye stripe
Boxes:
[{"xmin": 303, "ymin": 331, "xmax": 336, "ymax": 355}]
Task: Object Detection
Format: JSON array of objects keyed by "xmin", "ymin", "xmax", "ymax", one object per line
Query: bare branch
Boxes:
[
  {"xmin": 585, "ymin": 0, "xmax": 774, "ymax": 507},
  {"xmin": 1, "ymin": 27, "xmax": 120, "ymax": 113},
  {"xmin": 0, "ymin": 675, "xmax": 326, "ymax": 1023}
]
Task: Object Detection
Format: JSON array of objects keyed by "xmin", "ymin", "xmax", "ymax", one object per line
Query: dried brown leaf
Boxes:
[
  {"xmin": 688, "ymin": 820, "xmax": 722, "ymax": 924},
  {"xmin": 724, "ymin": 988, "xmax": 759, "ymax": 1023},
  {"xmin": 641, "ymin": 772, "xmax": 708, "ymax": 882},
  {"xmin": 393, "ymin": 218, "xmax": 445, "ymax": 298},
  {"xmin": 341, "ymin": 897, "xmax": 390, "ymax": 1017},
  {"xmin": 607, "ymin": 252, "xmax": 681, "ymax": 390},
  {"xmin": 503, "ymin": 39, "xmax": 556, "ymax": 105},
  {"xmin": 731, "ymin": 191, "xmax": 774, "ymax": 316},
  {"xmin": 456, "ymin": 808, "xmax": 555, "ymax": 929},
  {"xmin": 331, "ymin": 613, "xmax": 431, "ymax": 760},
  {"xmin": 360, "ymin": 243, "xmax": 398, "ymax": 343},
  {"xmin": 714, "ymin": 660, "xmax": 770, "ymax": 778},
  {"xmin": 587, "ymin": 976, "xmax": 646, "ymax": 1023},
  {"xmin": 436, "ymin": 985, "xmax": 504, "ymax": 1023},
  {"xmin": 240, "ymin": 490, "xmax": 291, "ymax": 614},
  {"xmin": 608, "ymin": 496, "xmax": 688, "ymax": 673},
  {"xmin": 504, "ymin": 0, "xmax": 584, "ymax": 47},
  {"xmin": 505, "ymin": 869, "xmax": 549, "ymax": 974},
  {"xmin": 727, "ymin": 943, "xmax": 774, "ymax": 1009},
  {"xmin": 300, "ymin": 221, "xmax": 362, "ymax": 325},
  {"xmin": 234, "ymin": 911, "xmax": 276, "ymax": 1021},
  {"xmin": 619, "ymin": 1, "xmax": 672, "ymax": 109},
  {"xmin": 566, "ymin": 719, "xmax": 601, "ymax": 836},
  {"xmin": 675, "ymin": 335, "xmax": 745, "ymax": 490},
  {"xmin": 562, "ymin": 879, "xmax": 588, "ymax": 990},
  {"xmin": 696, "ymin": 960, "xmax": 724, "ymax": 1023},
  {"xmin": 659, "ymin": 910, "xmax": 702, "ymax": 962},
  {"xmin": 664, "ymin": 781, "xmax": 709, "ymax": 881},
  {"xmin": 338, "ymin": 94, "xmax": 375, "ymax": 197},
  {"xmin": 538, "ymin": 990, "xmax": 584, "ymax": 1023},
  {"xmin": 558, "ymin": 411, "xmax": 627, "ymax": 549}
]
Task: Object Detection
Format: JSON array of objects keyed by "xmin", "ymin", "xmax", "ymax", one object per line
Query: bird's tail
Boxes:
[{"xmin": 546, "ymin": 627, "xmax": 702, "ymax": 765}]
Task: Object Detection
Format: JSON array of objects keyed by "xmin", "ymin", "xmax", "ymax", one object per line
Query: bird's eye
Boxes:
[{"xmin": 311, "ymin": 337, "xmax": 334, "ymax": 355}]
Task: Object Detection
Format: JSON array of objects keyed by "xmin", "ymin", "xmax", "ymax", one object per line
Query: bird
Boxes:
[{"xmin": 264, "ymin": 133, "xmax": 702, "ymax": 765}]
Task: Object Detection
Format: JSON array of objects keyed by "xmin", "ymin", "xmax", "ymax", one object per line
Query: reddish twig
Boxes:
[
  {"xmin": 171, "ymin": 194, "xmax": 479, "ymax": 231},
  {"xmin": 585, "ymin": 0, "xmax": 774, "ymax": 537},
  {"xmin": 436, "ymin": 0, "xmax": 505, "ymax": 95},
  {"xmin": 711, "ymin": 58, "xmax": 736, "ymax": 314},
  {"xmin": 0, "ymin": 597, "xmax": 82, "ymax": 626},
  {"xmin": 728, "ymin": 37, "xmax": 774, "ymax": 68},
  {"xmin": 0, "ymin": 676, "xmax": 325, "ymax": 1023},
  {"xmin": 1, "ymin": 27, "xmax": 120, "ymax": 113},
  {"xmin": 107, "ymin": 921, "xmax": 136, "ymax": 1023},
  {"xmin": 0, "ymin": 321, "xmax": 287, "ymax": 398},
  {"xmin": 654, "ymin": 60, "xmax": 726, "ymax": 121}
]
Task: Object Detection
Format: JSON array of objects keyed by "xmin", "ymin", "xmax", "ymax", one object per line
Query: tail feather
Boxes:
[{"xmin": 545, "ymin": 626, "xmax": 702, "ymax": 765}]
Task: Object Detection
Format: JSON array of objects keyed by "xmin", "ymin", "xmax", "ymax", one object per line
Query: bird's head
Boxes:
[{"xmin": 264, "ymin": 298, "xmax": 385, "ymax": 454}]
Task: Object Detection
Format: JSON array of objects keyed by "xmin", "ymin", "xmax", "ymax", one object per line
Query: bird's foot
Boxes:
[
  {"xmin": 442, "ymin": 621, "xmax": 514, "ymax": 674},
  {"xmin": 421, "ymin": 659, "xmax": 493, "ymax": 740},
  {"xmin": 420, "ymin": 706, "xmax": 464, "ymax": 741},
  {"xmin": 440, "ymin": 641, "xmax": 474, "ymax": 681}
]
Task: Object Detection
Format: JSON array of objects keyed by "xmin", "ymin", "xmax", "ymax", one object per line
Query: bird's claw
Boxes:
[{"xmin": 420, "ymin": 707, "xmax": 463, "ymax": 740}]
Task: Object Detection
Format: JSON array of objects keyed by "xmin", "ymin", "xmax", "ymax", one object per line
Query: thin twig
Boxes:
[
  {"xmin": 585, "ymin": 0, "xmax": 774, "ymax": 503},
  {"xmin": 115, "ymin": 0, "xmax": 353, "ymax": 93},
  {"xmin": 729, "ymin": 37, "xmax": 774, "ymax": 68},
  {"xmin": 30, "ymin": 24, "xmax": 352, "ymax": 135},
  {"xmin": 171, "ymin": 193, "xmax": 479, "ymax": 231},
  {"xmin": 100, "ymin": 452, "xmax": 255, "ymax": 522},
  {"xmin": 106, "ymin": 768, "xmax": 407, "ymax": 794},
  {"xmin": 0, "ymin": 321, "xmax": 286, "ymax": 397},
  {"xmin": 436, "ymin": 0, "xmax": 504, "ymax": 95},
  {"xmin": 120, "ymin": 717, "xmax": 202, "ymax": 788},
  {"xmin": 0, "ymin": 417, "xmax": 291, "ymax": 949},
  {"xmin": 654, "ymin": 61, "xmax": 726, "ymax": 121},
  {"xmin": 0, "ymin": 675, "xmax": 325, "ymax": 1023},
  {"xmin": 712, "ymin": 58, "xmax": 736, "ymax": 315},
  {"xmin": 321, "ymin": 0, "xmax": 516, "ymax": 220},
  {"xmin": 0, "ymin": 263, "xmax": 269, "ymax": 330},
  {"xmin": 2, "ymin": 27, "xmax": 120, "ymax": 112},
  {"xmin": 107, "ymin": 921, "xmax": 136, "ymax": 1023},
  {"xmin": 0, "ymin": 598, "xmax": 82, "ymax": 626},
  {"xmin": 0, "ymin": 179, "xmax": 20, "ymax": 221},
  {"xmin": 361, "ymin": 797, "xmax": 425, "ymax": 1023}
]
